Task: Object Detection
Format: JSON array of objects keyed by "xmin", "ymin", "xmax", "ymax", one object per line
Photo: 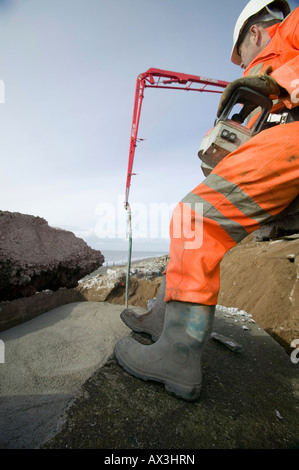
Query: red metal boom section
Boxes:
[{"xmin": 125, "ymin": 68, "xmax": 229, "ymax": 206}]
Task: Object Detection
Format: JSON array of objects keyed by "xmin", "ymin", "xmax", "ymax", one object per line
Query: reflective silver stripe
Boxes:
[
  {"xmin": 203, "ymin": 173, "xmax": 272, "ymax": 224},
  {"xmin": 181, "ymin": 192, "xmax": 248, "ymax": 243}
]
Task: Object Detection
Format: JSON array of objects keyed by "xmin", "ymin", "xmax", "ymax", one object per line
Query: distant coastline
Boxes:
[
  {"xmin": 82, "ymin": 252, "xmax": 169, "ymax": 278},
  {"xmin": 100, "ymin": 249, "xmax": 168, "ymax": 268}
]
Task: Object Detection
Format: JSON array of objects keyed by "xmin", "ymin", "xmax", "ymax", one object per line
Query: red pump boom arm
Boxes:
[{"xmin": 125, "ymin": 67, "xmax": 229, "ymax": 206}]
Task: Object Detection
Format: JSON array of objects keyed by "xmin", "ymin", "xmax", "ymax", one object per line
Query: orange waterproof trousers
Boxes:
[{"xmin": 165, "ymin": 122, "xmax": 299, "ymax": 305}]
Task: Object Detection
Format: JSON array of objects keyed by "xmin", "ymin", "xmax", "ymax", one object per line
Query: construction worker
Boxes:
[{"xmin": 115, "ymin": 0, "xmax": 299, "ymax": 401}]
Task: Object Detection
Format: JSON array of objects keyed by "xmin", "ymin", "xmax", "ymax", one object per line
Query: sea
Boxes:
[{"xmin": 101, "ymin": 250, "xmax": 167, "ymax": 267}]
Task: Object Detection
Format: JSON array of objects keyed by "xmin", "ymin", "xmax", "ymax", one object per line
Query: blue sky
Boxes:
[{"xmin": 0, "ymin": 0, "xmax": 297, "ymax": 253}]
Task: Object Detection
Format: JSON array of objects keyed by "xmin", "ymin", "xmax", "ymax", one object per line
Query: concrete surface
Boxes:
[
  {"xmin": 0, "ymin": 301, "xmax": 130, "ymax": 449},
  {"xmin": 0, "ymin": 301, "xmax": 298, "ymax": 449}
]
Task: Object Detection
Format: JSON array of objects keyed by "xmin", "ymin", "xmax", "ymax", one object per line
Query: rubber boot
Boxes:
[
  {"xmin": 115, "ymin": 300, "xmax": 215, "ymax": 401},
  {"xmin": 120, "ymin": 276, "xmax": 166, "ymax": 341}
]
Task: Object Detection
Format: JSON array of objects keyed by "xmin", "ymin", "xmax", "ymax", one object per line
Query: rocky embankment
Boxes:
[
  {"xmin": 219, "ymin": 234, "xmax": 299, "ymax": 354},
  {"xmin": 0, "ymin": 211, "xmax": 104, "ymax": 301}
]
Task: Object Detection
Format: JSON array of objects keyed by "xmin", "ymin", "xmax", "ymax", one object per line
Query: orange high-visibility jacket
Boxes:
[
  {"xmin": 165, "ymin": 7, "xmax": 299, "ymax": 305},
  {"xmin": 244, "ymin": 7, "xmax": 299, "ymax": 110}
]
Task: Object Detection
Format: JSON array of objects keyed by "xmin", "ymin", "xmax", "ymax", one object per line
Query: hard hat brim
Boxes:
[
  {"xmin": 231, "ymin": 44, "xmax": 242, "ymax": 66},
  {"xmin": 230, "ymin": 0, "xmax": 291, "ymax": 66}
]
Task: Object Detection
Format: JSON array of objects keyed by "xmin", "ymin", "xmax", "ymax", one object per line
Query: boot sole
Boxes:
[
  {"xmin": 114, "ymin": 345, "xmax": 201, "ymax": 402},
  {"xmin": 120, "ymin": 310, "xmax": 159, "ymax": 342}
]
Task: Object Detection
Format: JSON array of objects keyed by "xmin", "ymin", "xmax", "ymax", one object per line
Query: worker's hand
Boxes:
[{"xmin": 217, "ymin": 67, "xmax": 282, "ymax": 118}]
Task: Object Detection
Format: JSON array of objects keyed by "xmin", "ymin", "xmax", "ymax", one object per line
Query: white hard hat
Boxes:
[{"xmin": 231, "ymin": 0, "xmax": 291, "ymax": 65}]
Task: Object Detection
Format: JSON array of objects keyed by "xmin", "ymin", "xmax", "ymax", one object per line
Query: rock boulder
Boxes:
[{"xmin": 0, "ymin": 211, "xmax": 104, "ymax": 301}]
